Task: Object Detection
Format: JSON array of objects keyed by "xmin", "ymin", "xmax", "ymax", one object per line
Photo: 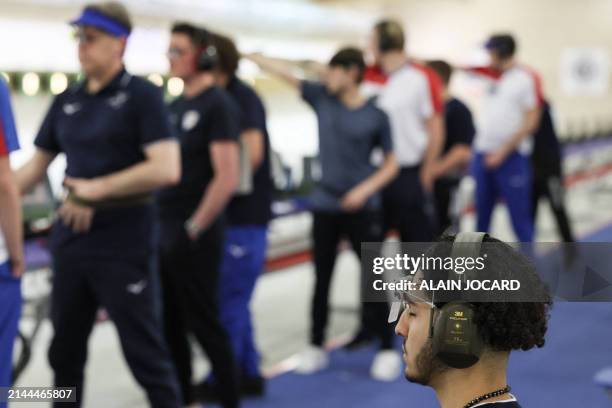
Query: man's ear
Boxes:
[
  {"xmin": 349, "ymin": 66, "xmax": 360, "ymax": 84},
  {"xmin": 118, "ymin": 37, "xmax": 128, "ymax": 57}
]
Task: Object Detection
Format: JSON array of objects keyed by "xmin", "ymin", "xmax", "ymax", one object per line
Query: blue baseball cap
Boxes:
[
  {"xmin": 69, "ymin": 8, "xmax": 131, "ymax": 37},
  {"xmin": 484, "ymin": 34, "xmax": 516, "ymax": 57}
]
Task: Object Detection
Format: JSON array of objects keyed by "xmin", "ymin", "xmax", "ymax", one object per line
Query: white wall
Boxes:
[
  {"xmin": 332, "ymin": 0, "xmax": 612, "ymax": 135},
  {"xmin": 0, "ymin": 0, "xmax": 350, "ymax": 185},
  {"xmin": 6, "ymin": 0, "xmax": 611, "ymax": 186}
]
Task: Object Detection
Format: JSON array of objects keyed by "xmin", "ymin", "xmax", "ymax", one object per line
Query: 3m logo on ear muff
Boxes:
[{"xmin": 454, "ymin": 311, "xmax": 464, "ymax": 318}]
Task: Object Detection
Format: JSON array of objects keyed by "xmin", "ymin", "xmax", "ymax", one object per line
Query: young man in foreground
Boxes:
[{"xmin": 393, "ymin": 233, "xmax": 551, "ymax": 407}]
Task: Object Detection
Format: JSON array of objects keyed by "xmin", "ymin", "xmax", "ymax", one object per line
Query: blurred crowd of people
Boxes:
[{"xmin": 0, "ymin": 2, "xmax": 575, "ymax": 408}]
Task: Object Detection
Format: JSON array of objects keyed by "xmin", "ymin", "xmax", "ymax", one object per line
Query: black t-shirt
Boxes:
[
  {"xmin": 436, "ymin": 97, "xmax": 475, "ymax": 184},
  {"xmin": 157, "ymin": 86, "xmax": 240, "ymax": 220},
  {"xmin": 531, "ymin": 101, "xmax": 562, "ymax": 177},
  {"xmin": 443, "ymin": 97, "xmax": 475, "ymax": 154},
  {"xmin": 225, "ymin": 76, "xmax": 272, "ymax": 226},
  {"xmin": 34, "ymin": 68, "xmax": 173, "ymax": 258}
]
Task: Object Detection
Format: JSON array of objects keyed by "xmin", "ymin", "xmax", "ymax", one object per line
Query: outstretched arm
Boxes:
[{"xmin": 245, "ymin": 53, "xmax": 302, "ymax": 88}]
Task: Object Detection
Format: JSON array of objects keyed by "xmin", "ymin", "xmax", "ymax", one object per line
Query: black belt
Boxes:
[
  {"xmin": 67, "ymin": 191, "xmax": 153, "ymax": 209},
  {"xmin": 399, "ymin": 164, "xmax": 421, "ymax": 173}
]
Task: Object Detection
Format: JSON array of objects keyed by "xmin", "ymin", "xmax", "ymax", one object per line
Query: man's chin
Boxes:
[
  {"xmin": 404, "ymin": 367, "xmax": 429, "ymax": 386},
  {"xmin": 405, "ymin": 372, "xmax": 429, "ymax": 386}
]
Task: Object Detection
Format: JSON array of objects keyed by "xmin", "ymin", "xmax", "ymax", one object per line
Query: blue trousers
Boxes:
[
  {"xmin": 218, "ymin": 226, "xmax": 267, "ymax": 378},
  {"xmin": 0, "ymin": 263, "xmax": 21, "ymax": 408},
  {"xmin": 472, "ymin": 152, "xmax": 534, "ymax": 242}
]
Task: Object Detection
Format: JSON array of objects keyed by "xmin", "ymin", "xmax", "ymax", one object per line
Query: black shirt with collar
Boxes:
[
  {"xmin": 225, "ymin": 76, "xmax": 272, "ymax": 226},
  {"xmin": 157, "ymin": 85, "xmax": 240, "ymax": 221},
  {"xmin": 35, "ymin": 67, "xmax": 174, "ymax": 258}
]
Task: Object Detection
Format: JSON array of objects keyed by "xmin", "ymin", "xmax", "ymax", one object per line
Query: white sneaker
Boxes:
[
  {"xmin": 295, "ymin": 345, "xmax": 329, "ymax": 374},
  {"xmin": 370, "ymin": 350, "xmax": 401, "ymax": 381},
  {"xmin": 594, "ymin": 367, "xmax": 612, "ymax": 388}
]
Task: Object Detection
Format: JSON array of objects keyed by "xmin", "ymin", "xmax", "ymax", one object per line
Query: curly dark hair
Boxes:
[{"xmin": 423, "ymin": 234, "xmax": 552, "ymax": 352}]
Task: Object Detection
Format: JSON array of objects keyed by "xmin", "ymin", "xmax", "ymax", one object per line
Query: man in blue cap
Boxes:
[
  {"xmin": 0, "ymin": 77, "xmax": 24, "ymax": 408},
  {"xmin": 465, "ymin": 34, "xmax": 543, "ymax": 242},
  {"xmin": 16, "ymin": 2, "xmax": 182, "ymax": 406}
]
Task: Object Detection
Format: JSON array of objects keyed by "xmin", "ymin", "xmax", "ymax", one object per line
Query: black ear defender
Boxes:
[
  {"xmin": 194, "ymin": 28, "xmax": 218, "ymax": 71},
  {"xmin": 431, "ymin": 232, "xmax": 487, "ymax": 369}
]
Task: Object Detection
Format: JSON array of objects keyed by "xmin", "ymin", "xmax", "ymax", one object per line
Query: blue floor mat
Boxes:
[
  {"xmin": 235, "ymin": 303, "xmax": 612, "ymax": 408},
  {"xmin": 234, "ymin": 225, "xmax": 612, "ymax": 408}
]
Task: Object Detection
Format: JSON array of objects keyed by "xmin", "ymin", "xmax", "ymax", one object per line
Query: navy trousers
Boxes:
[{"xmin": 48, "ymin": 251, "xmax": 181, "ymax": 408}]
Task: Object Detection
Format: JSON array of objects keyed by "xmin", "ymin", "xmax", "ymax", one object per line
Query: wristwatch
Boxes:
[{"xmin": 184, "ymin": 218, "xmax": 201, "ymax": 238}]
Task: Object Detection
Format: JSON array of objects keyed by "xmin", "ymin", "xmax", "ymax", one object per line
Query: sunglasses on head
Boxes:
[{"xmin": 388, "ymin": 277, "xmax": 436, "ymax": 323}]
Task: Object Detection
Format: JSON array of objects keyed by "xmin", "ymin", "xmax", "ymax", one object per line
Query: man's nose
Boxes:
[{"xmin": 395, "ymin": 313, "xmax": 408, "ymax": 337}]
